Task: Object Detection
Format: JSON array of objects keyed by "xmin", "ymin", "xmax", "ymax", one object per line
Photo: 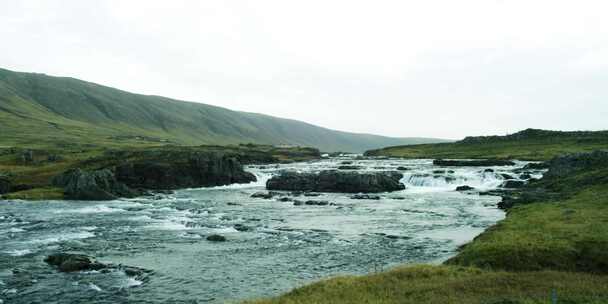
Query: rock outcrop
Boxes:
[
  {"xmin": 52, "ymin": 168, "xmax": 138, "ymax": 200},
  {"xmin": 44, "ymin": 253, "xmax": 106, "ymax": 272},
  {"xmin": 266, "ymin": 170, "xmax": 405, "ymax": 193},
  {"xmin": 115, "ymin": 153, "xmax": 256, "ymax": 190},
  {"xmin": 498, "ymin": 151, "xmax": 608, "ymax": 209},
  {"xmin": 207, "ymin": 234, "xmax": 227, "ymax": 242},
  {"xmin": 0, "ymin": 175, "xmax": 10, "ymax": 194},
  {"xmin": 45, "ymin": 253, "xmax": 151, "ymax": 277},
  {"xmin": 434, "ymin": 159, "xmax": 515, "ymax": 167},
  {"xmin": 455, "ymin": 185, "xmax": 475, "ymax": 191},
  {"xmin": 350, "ymin": 194, "xmax": 381, "ymax": 200}
]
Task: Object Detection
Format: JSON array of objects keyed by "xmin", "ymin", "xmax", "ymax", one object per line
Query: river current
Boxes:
[{"xmin": 0, "ymin": 157, "xmax": 541, "ymax": 304}]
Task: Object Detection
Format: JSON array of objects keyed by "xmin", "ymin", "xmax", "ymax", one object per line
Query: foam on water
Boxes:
[
  {"xmin": 28, "ymin": 231, "xmax": 95, "ymax": 245},
  {"xmin": 3, "ymin": 249, "xmax": 32, "ymax": 257},
  {"xmin": 119, "ymin": 277, "xmax": 143, "ymax": 289},
  {"xmin": 53, "ymin": 205, "xmax": 122, "ymax": 214},
  {"xmin": 201, "ymin": 170, "xmax": 272, "ymax": 190},
  {"xmin": 88, "ymin": 283, "xmax": 102, "ymax": 292}
]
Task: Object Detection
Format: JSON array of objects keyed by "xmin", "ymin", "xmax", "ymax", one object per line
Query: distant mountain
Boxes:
[{"xmin": 0, "ymin": 68, "xmax": 449, "ymax": 152}]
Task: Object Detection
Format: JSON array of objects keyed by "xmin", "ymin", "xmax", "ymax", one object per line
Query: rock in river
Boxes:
[
  {"xmin": 433, "ymin": 159, "xmax": 515, "ymax": 167},
  {"xmin": 44, "ymin": 253, "xmax": 106, "ymax": 272},
  {"xmin": 350, "ymin": 194, "xmax": 381, "ymax": 200},
  {"xmin": 0, "ymin": 175, "xmax": 10, "ymax": 194},
  {"xmin": 266, "ymin": 170, "xmax": 405, "ymax": 193},
  {"xmin": 502, "ymin": 180, "xmax": 525, "ymax": 188},
  {"xmin": 207, "ymin": 234, "xmax": 227, "ymax": 242},
  {"xmin": 52, "ymin": 168, "xmax": 139, "ymax": 200},
  {"xmin": 115, "ymin": 154, "xmax": 256, "ymax": 190},
  {"xmin": 455, "ymin": 185, "xmax": 475, "ymax": 191}
]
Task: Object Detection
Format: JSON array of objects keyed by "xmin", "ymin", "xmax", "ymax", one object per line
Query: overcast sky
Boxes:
[{"xmin": 2, "ymin": 1, "xmax": 607, "ymax": 139}]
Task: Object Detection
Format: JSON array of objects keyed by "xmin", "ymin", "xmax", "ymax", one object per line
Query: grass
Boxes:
[
  {"xmin": 247, "ymin": 265, "xmax": 608, "ymax": 304},
  {"xmin": 365, "ymin": 129, "xmax": 608, "ymax": 161},
  {"xmin": 447, "ymin": 186, "xmax": 608, "ymax": 273},
  {"xmin": 2, "ymin": 187, "xmax": 64, "ymax": 200}
]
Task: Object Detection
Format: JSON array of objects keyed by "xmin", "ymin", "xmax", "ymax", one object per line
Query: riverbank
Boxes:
[
  {"xmin": 248, "ymin": 151, "xmax": 608, "ymax": 303},
  {"xmin": 365, "ymin": 129, "xmax": 608, "ymax": 161},
  {"xmin": 0, "ymin": 144, "xmax": 320, "ymax": 200}
]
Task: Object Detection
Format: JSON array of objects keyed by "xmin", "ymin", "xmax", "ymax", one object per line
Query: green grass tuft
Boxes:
[
  {"xmin": 247, "ymin": 265, "xmax": 608, "ymax": 304},
  {"xmin": 2, "ymin": 187, "xmax": 64, "ymax": 200}
]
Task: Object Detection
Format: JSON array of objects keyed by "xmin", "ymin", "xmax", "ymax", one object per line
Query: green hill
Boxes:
[
  {"xmin": 365, "ymin": 128, "xmax": 608, "ymax": 160},
  {"xmin": 0, "ymin": 67, "xmax": 448, "ymax": 152}
]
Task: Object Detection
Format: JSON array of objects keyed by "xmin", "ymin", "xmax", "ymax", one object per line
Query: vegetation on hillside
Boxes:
[
  {"xmin": 0, "ymin": 67, "xmax": 448, "ymax": 152},
  {"xmin": 365, "ymin": 129, "xmax": 608, "ymax": 161},
  {"xmin": 250, "ymin": 151, "xmax": 608, "ymax": 303}
]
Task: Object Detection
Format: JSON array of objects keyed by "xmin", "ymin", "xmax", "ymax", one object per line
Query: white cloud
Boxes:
[{"xmin": 1, "ymin": 0, "xmax": 607, "ymax": 139}]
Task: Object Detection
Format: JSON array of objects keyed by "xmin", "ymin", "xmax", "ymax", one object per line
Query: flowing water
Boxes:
[{"xmin": 0, "ymin": 157, "xmax": 542, "ymax": 304}]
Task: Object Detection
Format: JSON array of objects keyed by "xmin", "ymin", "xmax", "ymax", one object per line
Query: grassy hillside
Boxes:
[
  {"xmin": 365, "ymin": 129, "xmax": 608, "ymax": 160},
  {"xmin": 0, "ymin": 67, "xmax": 448, "ymax": 152},
  {"xmin": 249, "ymin": 152, "xmax": 608, "ymax": 303}
]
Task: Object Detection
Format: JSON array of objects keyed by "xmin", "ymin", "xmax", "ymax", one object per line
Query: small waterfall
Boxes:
[{"xmin": 401, "ymin": 168, "xmax": 508, "ymax": 192}]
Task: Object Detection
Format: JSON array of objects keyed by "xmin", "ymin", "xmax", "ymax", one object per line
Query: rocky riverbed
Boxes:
[{"xmin": 0, "ymin": 157, "xmax": 543, "ymax": 303}]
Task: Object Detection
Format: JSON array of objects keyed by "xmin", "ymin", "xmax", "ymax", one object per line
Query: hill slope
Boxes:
[
  {"xmin": 0, "ymin": 68, "xmax": 448, "ymax": 152},
  {"xmin": 365, "ymin": 128, "xmax": 608, "ymax": 160}
]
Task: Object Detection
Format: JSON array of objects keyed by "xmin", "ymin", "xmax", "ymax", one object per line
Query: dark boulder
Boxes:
[
  {"xmin": 304, "ymin": 200, "xmax": 330, "ymax": 206},
  {"xmin": 266, "ymin": 170, "xmax": 405, "ymax": 193},
  {"xmin": 47, "ymin": 154, "xmax": 64, "ymax": 162},
  {"xmin": 21, "ymin": 150, "xmax": 34, "ymax": 164},
  {"xmin": 396, "ymin": 166, "xmax": 409, "ymax": 171},
  {"xmin": 44, "ymin": 253, "xmax": 106, "ymax": 272},
  {"xmin": 520, "ymin": 173, "xmax": 533, "ymax": 180},
  {"xmin": 10, "ymin": 184, "xmax": 34, "ymax": 192},
  {"xmin": 350, "ymin": 194, "xmax": 381, "ymax": 200},
  {"xmin": 500, "ymin": 173, "xmax": 516, "ymax": 180},
  {"xmin": 53, "ymin": 168, "xmax": 139, "ymax": 200},
  {"xmin": 251, "ymin": 192, "xmax": 275, "ymax": 199},
  {"xmin": 338, "ymin": 165, "xmax": 361, "ymax": 170},
  {"xmin": 484, "ymin": 168, "xmax": 495, "ymax": 173},
  {"xmin": 433, "ymin": 159, "xmax": 515, "ymax": 167},
  {"xmin": 543, "ymin": 151, "xmax": 608, "ymax": 179},
  {"xmin": 206, "ymin": 234, "xmax": 227, "ymax": 242},
  {"xmin": 0, "ymin": 175, "xmax": 10, "ymax": 194},
  {"xmin": 523, "ymin": 162, "xmax": 548, "ymax": 170},
  {"xmin": 455, "ymin": 185, "xmax": 475, "ymax": 191},
  {"xmin": 45, "ymin": 253, "xmax": 150, "ymax": 277},
  {"xmin": 234, "ymin": 224, "xmax": 251, "ymax": 232},
  {"xmin": 115, "ymin": 153, "xmax": 256, "ymax": 190},
  {"xmin": 502, "ymin": 180, "xmax": 525, "ymax": 188}
]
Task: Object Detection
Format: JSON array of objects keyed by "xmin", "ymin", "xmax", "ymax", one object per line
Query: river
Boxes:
[{"xmin": 0, "ymin": 157, "xmax": 541, "ymax": 303}]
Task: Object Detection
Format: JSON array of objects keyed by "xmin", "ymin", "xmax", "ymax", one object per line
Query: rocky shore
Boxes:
[
  {"xmin": 498, "ymin": 150, "xmax": 608, "ymax": 209},
  {"xmin": 266, "ymin": 170, "xmax": 405, "ymax": 193},
  {"xmin": 50, "ymin": 152, "xmax": 256, "ymax": 200},
  {"xmin": 0, "ymin": 144, "xmax": 320, "ymax": 200}
]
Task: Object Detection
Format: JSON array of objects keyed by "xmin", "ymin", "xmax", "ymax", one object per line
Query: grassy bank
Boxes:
[
  {"xmin": 248, "ymin": 266, "xmax": 608, "ymax": 304},
  {"xmin": 365, "ymin": 129, "xmax": 608, "ymax": 161},
  {"xmin": 249, "ymin": 152, "xmax": 608, "ymax": 303}
]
